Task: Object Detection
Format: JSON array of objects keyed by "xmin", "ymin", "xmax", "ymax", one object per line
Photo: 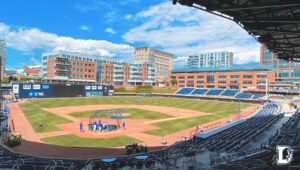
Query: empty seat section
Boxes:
[
  {"xmin": 191, "ymin": 88, "xmax": 209, "ymax": 95},
  {"xmin": 235, "ymin": 93, "xmax": 253, "ymax": 99},
  {"xmin": 206, "ymin": 89, "xmax": 224, "ymax": 96},
  {"xmin": 221, "ymin": 89, "xmax": 239, "ymax": 97},
  {"xmin": 176, "ymin": 88, "xmax": 195, "ymax": 95},
  {"xmin": 253, "ymin": 94, "xmax": 265, "ymax": 99}
]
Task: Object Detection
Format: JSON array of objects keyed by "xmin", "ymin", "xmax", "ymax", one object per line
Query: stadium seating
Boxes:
[
  {"xmin": 174, "ymin": 87, "xmax": 269, "ymax": 100},
  {"xmin": 235, "ymin": 93, "xmax": 254, "ymax": 99},
  {"xmin": 190, "ymin": 88, "xmax": 209, "ymax": 95},
  {"xmin": 269, "ymin": 110, "xmax": 300, "ymax": 148},
  {"xmin": 252, "ymin": 93, "xmax": 265, "ymax": 99},
  {"xmin": 206, "ymin": 89, "xmax": 224, "ymax": 96},
  {"xmin": 176, "ymin": 88, "xmax": 194, "ymax": 95},
  {"xmin": 220, "ymin": 89, "xmax": 239, "ymax": 97}
]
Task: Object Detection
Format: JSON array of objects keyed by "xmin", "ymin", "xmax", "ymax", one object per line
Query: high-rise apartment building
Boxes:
[
  {"xmin": 42, "ymin": 51, "xmax": 156, "ymax": 86},
  {"xmin": 134, "ymin": 47, "xmax": 173, "ymax": 84},
  {"xmin": 0, "ymin": 39, "xmax": 6, "ymax": 78},
  {"xmin": 260, "ymin": 46, "xmax": 300, "ymax": 82},
  {"xmin": 188, "ymin": 51, "xmax": 233, "ymax": 69}
]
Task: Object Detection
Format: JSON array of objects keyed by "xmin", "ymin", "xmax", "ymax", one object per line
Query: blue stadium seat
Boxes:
[
  {"xmin": 190, "ymin": 88, "xmax": 209, "ymax": 95},
  {"xmin": 253, "ymin": 94, "xmax": 265, "ymax": 99},
  {"xmin": 206, "ymin": 89, "xmax": 224, "ymax": 96},
  {"xmin": 221, "ymin": 89, "xmax": 239, "ymax": 97},
  {"xmin": 176, "ymin": 88, "xmax": 195, "ymax": 95},
  {"xmin": 235, "ymin": 93, "xmax": 254, "ymax": 99}
]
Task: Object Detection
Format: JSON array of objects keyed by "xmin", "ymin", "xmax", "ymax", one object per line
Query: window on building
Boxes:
[
  {"xmin": 218, "ymin": 75, "xmax": 226, "ymax": 79},
  {"xmin": 207, "ymin": 75, "xmax": 214, "ymax": 83},
  {"xmin": 179, "ymin": 76, "xmax": 185, "ymax": 79},
  {"xmin": 243, "ymin": 80, "xmax": 252, "ymax": 84},
  {"xmin": 257, "ymin": 74, "xmax": 267, "ymax": 78},
  {"xmin": 230, "ymin": 75, "xmax": 239, "ymax": 78},
  {"xmin": 187, "ymin": 76, "xmax": 194, "ymax": 79},
  {"xmin": 218, "ymin": 80, "xmax": 226, "ymax": 84},
  {"xmin": 243, "ymin": 75, "xmax": 253, "ymax": 78},
  {"xmin": 197, "ymin": 75, "xmax": 204, "ymax": 79}
]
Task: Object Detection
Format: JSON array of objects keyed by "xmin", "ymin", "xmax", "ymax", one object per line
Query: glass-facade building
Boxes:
[
  {"xmin": 188, "ymin": 51, "xmax": 233, "ymax": 69},
  {"xmin": 260, "ymin": 46, "xmax": 300, "ymax": 82}
]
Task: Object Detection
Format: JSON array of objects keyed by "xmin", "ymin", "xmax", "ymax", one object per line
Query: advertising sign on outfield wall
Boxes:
[
  {"xmin": 12, "ymin": 84, "xmax": 19, "ymax": 94},
  {"xmin": 17, "ymin": 83, "xmax": 111, "ymax": 98}
]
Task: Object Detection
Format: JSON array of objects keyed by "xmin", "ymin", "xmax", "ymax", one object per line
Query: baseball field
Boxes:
[{"xmin": 16, "ymin": 96, "xmax": 254, "ymax": 149}]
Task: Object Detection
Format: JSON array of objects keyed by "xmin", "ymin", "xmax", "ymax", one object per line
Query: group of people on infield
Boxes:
[{"xmin": 79, "ymin": 120, "xmax": 126, "ymax": 132}]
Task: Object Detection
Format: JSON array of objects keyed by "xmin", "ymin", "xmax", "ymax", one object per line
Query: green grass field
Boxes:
[
  {"xmin": 71, "ymin": 108, "xmax": 171, "ymax": 120},
  {"xmin": 145, "ymin": 109, "xmax": 235, "ymax": 136},
  {"xmin": 42, "ymin": 135, "xmax": 138, "ymax": 148},
  {"xmin": 20, "ymin": 96, "xmax": 249, "ymax": 147}
]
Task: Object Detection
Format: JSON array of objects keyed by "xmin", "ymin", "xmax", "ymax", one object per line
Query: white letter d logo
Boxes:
[{"xmin": 277, "ymin": 145, "xmax": 293, "ymax": 165}]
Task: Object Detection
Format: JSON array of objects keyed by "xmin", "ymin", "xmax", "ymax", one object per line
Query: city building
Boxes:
[
  {"xmin": 134, "ymin": 47, "xmax": 173, "ymax": 84},
  {"xmin": 261, "ymin": 45, "xmax": 300, "ymax": 82},
  {"xmin": 42, "ymin": 51, "xmax": 156, "ymax": 86},
  {"xmin": 169, "ymin": 66, "xmax": 275, "ymax": 90},
  {"xmin": 23, "ymin": 65, "xmax": 42, "ymax": 77},
  {"xmin": 188, "ymin": 51, "xmax": 233, "ymax": 69},
  {"xmin": 96, "ymin": 60, "xmax": 156, "ymax": 87},
  {"xmin": 0, "ymin": 39, "xmax": 6, "ymax": 78}
]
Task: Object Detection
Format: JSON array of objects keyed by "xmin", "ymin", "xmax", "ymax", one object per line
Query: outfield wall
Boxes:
[
  {"xmin": 114, "ymin": 92, "xmax": 260, "ymax": 104},
  {"xmin": 13, "ymin": 83, "xmax": 111, "ymax": 99}
]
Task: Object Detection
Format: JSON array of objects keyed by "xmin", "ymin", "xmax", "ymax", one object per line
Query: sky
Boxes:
[{"xmin": 0, "ymin": 0, "xmax": 261, "ymax": 69}]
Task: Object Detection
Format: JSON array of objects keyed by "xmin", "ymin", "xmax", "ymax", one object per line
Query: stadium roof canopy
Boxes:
[
  {"xmin": 171, "ymin": 66, "xmax": 272, "ymax": 73},
  {"xmin": 173, "ymin": 0, "xmax": 300, "ymax": 62}
]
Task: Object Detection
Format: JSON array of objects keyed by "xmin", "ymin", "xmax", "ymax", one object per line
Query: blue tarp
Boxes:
[
  {"xmin": 102, "ymin": 157, "xmax": 117, "ymax": 163},
  {"xmin": 134, "ymin": 155, "xmax": 148, "ymax": 160}
]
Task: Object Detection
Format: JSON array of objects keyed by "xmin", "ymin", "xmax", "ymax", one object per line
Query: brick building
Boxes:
[
  {"xmin": 42, "ymin": 51, "xmax": 156, "ymax": 86},
  {"xmin": 23, "ymin": 66, "xmax": 41, "ymax": 77},
  {"xmin": 169, "ymin": 66, "xmax": 275, "ymax": 90}
]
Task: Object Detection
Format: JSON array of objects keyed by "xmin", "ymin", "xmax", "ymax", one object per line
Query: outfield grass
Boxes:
[
  {"xmin": 20, "ymin": 97, "xmax": 249, "ymax": 135},
  {"xmin": 42, "ymin": 134, "xmax": 138, "ymax": 148},
  {"xmin": 20, "ymin": 102, "xmax": 71, "ymax": 133},
  {"xmin": 25, "ymin": 96, "xmax": 248, "ymax": 114},
  {"xmin": 71, "ymin": 108, "xmax": 171, "ymax": 120},
  {"xmin": 145, "ymin": 109, "xmax": 235, "ymax": 136}
]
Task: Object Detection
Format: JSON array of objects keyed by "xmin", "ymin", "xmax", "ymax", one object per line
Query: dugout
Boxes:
[{"xmin": 12, "ymin": 83, "xmax": 112, "ymax": 99}]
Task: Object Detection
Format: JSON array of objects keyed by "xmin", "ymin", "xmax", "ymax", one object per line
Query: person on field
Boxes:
[
  {"xmin": 122, "ymin": 121, "xmax": 126, "ymax": 129},
  {"xmin": 79, "ymin": 122, "xmax": 83, "ymax": 132},
  {"xmin": 98, "ymin": 120, "xmax": 102, "ymax": 132},
  {"xmin": 93, "ymin": 121, "xmax": 97, "ymax": 131}
]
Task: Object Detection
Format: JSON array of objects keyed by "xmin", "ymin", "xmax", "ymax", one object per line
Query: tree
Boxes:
[{"xmin": 171, "ymin": 78, "xmax": 177, "ymax": 86}]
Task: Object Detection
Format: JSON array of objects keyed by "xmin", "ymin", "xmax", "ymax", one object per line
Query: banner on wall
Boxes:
[{"xmin": 12, "ymin": 84, "xmax": 19, "ymax": 94}]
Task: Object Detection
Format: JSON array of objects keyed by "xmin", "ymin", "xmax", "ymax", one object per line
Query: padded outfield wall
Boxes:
[{"xmin": 12, "ymin": 83, "xmax": 111, "ymax": 99}]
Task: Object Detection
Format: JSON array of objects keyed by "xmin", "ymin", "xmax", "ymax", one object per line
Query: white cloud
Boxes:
[
  {"xmin": 79, "ymin": 25, "xmax": 91, "ymax": 32},
  {"xmin": 123, "ymin": 2, "xmax": 261, "ymax": 65},
  {"xmin": 0, "ymin": 23, "xmax": 133, "ymax": 58},
  {"xmin": 105, "ymin": 28, "xmax": 116, "ymax": 34}
]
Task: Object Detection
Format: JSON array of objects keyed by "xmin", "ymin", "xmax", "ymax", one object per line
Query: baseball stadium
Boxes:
[
  {"xmin": 7, "ymin": 84, "xmax": 256, "ymax": 158},
  {"xmin": 1, "ymin": 0, "xmax": 300, "ymax": 169}
]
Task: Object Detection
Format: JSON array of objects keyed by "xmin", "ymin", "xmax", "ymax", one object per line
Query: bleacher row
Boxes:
[
  {"xmin": 149, "ymin": 104, "xmax": 282, "ymax": 162},
  {"xmin": 213, "ymin": 109, "xmax": 300, "ymax": 169},
  {"xmin": 269, "ymin": 110, "xmax": 300, "ymax": 149},
  {"xmin": 0, "ymin": 145, "xmax": 85, "ymax": 170},
  {"xmin": 175, "ymin": 87, "xmax": 265, "ymax": 100}
]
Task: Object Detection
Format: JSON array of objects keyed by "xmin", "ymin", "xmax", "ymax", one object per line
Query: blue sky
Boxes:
[{"xmin": 0, "ymin": 0, "xmax": 261, "ymax": 69}]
